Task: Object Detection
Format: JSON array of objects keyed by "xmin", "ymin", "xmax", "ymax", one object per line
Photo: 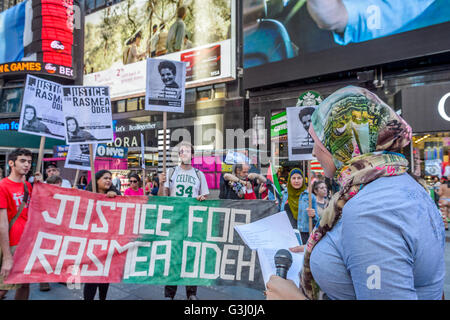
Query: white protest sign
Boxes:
[
  {"xmin": 62, "ymin": 86, "xmax": 114, "ymax": 145},
  {"xmin": 145, "ymin": 58, "xmax": 186, "ymax": 113},
  {"xmin": 19, "ymin": 75, "xmax": 65, "ymax": 140},
  {"xmin": 286, "ymin": 105, "xmax": 317, "ymax": 161},
  {"xmin": 64, "ymin": 143, "xmax": 97, "ymax": 171}
]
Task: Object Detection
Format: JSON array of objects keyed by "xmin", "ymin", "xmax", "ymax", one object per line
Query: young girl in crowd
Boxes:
[{"xmin": 312, "ymin": 180, "xmax": 329, "ymax": 218}]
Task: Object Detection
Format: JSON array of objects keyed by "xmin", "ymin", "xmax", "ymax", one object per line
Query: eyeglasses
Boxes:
[{"xmin": 129, "ymin": 180, "xmax": 138, "ymax": 183}]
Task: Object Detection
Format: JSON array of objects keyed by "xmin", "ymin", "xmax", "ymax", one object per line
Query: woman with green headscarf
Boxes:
[
  {"xmin": 265, "ymin": 86, "xmax": 445, "ymax": 300},
  {"xmin": 280, "ymin": 168, "xmax": 319, "ymax": 245}
]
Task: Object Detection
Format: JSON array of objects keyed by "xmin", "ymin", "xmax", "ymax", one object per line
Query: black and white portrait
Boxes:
[
  {"xmin": 19, "ymin": 75, "xmax": 65, "ymax": 140},
  {"xmin": 145, "ymin": 58, "xmax": 186, "ymax": 113},
  {"xmin": 66, "ymin": 116, "xmax": 96, "ymax": 143},
  {"xmin": 287, "ymin": 105, "xmax": 317, "ymax": 161},
  {"xmin": 65, "ymin": 143, "xmax": 97, "ymax": 170}
]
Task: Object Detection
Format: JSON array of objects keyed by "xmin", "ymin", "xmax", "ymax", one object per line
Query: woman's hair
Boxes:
[
  {"xmin": 129, "ymin": 173, "xmax": 141, "ymax": 182},
  {"xmin": 158, "ymin": 60, "xmax": 177, "ymax": 76},
  {"xmin": 312, "ymin": 180, "xmax": 326, "ymax": 196},
  {"xmin": 86, "ymin": 170, "xmax": 119, "ymax": 194},
  {"xmin": 24, "ymin": 105, "xmax": 37, "ymax": 121},
  {"xmin": 66, "ymin": 117, "xmax": 79, "ymax": 133}
]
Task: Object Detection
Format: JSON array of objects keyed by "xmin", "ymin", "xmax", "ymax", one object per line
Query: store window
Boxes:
[
  {"xmin": 412, "ymin": 132, "xmax": 450, "ymax": 183},
  {"xmin": 214, "ymin": 84, "xmax": 226, "ymax": 99},
  {"xmin": 0, "ymin": 87, "xmax": 23, "ymax": 114},
  {"xmin": 127, "ymin": 98, "xmax": 139, "ymax": 112},
  {"xmin": 197, "ymin": 87, "xmax": 212, "ymax": 101},
  {"xmin": 117, "ymin": 100, "xmax": 126, "ymax": 113}
]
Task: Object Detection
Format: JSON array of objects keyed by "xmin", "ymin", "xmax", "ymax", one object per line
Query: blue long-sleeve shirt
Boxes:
[
  {"xmin": 309, "ymin": 174, "xmax": 445, "ymax": 299},
  {"xmin": 334, "ymin": 0, "xmax": 450, "ymax": 45}
]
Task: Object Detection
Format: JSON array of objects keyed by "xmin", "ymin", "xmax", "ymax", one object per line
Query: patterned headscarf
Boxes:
[
  {"xmin": 286, "ymin": 168, "xmax": 306, "ymax": 220},
  {"xmin": 300, "ymin": 86, "xmax": 414, "ymax": 300}
]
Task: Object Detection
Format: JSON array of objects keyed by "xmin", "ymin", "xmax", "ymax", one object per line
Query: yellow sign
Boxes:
[{"xmin": 0, "ymin": 62, "xmax": 42, "ymax": 73}]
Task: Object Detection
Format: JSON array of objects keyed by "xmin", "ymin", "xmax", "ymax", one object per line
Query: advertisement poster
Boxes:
[
  {"xmin": 62, "ymin": 86, "xmax": 114, "ymax": 144},
  {"xmin": 145, "ymin": 58, "xmax": 186, "ymax": 113},
  {"xmin": 181, "ymin": 44, "xmax": 221, "ymax": 82},
  {"xmin": 19, "ymin": 75, "xmax": 65, "ymax": 140}
]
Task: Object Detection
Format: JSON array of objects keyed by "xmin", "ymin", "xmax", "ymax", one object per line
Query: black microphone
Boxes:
[{"xmin": 274, "ymin": 249, "xmax": 292, "ymax": 279}]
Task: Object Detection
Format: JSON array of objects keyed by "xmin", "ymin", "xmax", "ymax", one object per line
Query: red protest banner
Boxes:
[{"xmin": 6, "ymin": 182, "xmax": 148, "ymax": 284}]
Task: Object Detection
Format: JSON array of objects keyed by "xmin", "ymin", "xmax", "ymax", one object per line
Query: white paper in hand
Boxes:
[{"xmin": 234, "ymin": 211, "xmax": 304, "ymax": 287}]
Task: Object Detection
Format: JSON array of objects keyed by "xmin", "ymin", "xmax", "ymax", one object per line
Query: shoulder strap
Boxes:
[
  {"xmin": 168, "ymin": 167, "xmax": 176, "ymax": 186},
  {"xmin": 194, "ymin": 168, "xmax": 202, "ymax": 191},
  {"xmin": 9, "ymin": 182, "xmax": 29, "ymax": 231}
]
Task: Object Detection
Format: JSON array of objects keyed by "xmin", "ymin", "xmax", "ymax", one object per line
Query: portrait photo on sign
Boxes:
[
  {"xmin": 286, "ymin": 105, "xmax": 317, "ymax": 161},
  {"xmin": 62, "ymin": 86, "xmax": 114, "ymax": 145},
  {"xmin": 65, "ymin": 143, "xmax": 97, "ymax": 171},
  {"xmin": 19, "ymin": 75, "xmax": 65, "ymax": 140},
  {"xmin": 145, "ymin": 58, "xmax": 186, "ymax": 113}
]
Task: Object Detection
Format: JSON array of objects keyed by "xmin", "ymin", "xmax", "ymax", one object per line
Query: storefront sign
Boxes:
[
  {"xmin": 438, "ymin": 93, "xmax": 450, "ymax": 121},
  {"xmin": 0, "ymin": 119, "xmax": 19, "ymax": 131},
  {"xmin": 401, "ymin": 83, "xmax": 450, "ymax": 133},
  {"xmin": 96, "ymin": 144, "xmax": 128, "ymax": 159},
  {"xmin": 53, "ymin": 145, "xmax": 70, "ymax": 158},
  {"xmin": 270, "ymin": 111, "xmax": 287, "ymax": 139},
  {"xmin": 7, "ymin": 182, "xmax": 277, "ymax": 290}
]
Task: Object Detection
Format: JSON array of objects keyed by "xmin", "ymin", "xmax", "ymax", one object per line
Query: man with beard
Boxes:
[{"xmin": 158, "ymin": 141, "xmax": 209, "ymax": 300}]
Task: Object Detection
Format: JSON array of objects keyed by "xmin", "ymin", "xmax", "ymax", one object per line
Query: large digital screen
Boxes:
[
  {"xmin": 83, "ymin": 0, "xmax": 236, "ymax": 98},
  {"xmin": 243, "ymin": 0, "xmax": 450, "ymax": 89},
  {"xmin": 0, "ymin": 0, "xmax": 84, "ymax": 81}
]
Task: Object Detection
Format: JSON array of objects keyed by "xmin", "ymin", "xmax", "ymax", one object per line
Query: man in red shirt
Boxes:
[{"xmin": 0, "ymin": 148, "xmax": 33, "ymax": 300}]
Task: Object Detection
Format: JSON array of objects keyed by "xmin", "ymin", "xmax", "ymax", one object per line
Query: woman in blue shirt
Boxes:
[
  {"xmin": 280, "ymin": 168, "xmax": 319, "ymax": 245},
  {"xmin": 266, "ymin": 86, "xmax": 445, "ymax": 300}
]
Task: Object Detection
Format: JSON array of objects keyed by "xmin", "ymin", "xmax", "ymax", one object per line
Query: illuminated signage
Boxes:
[
  {"xmin": 0, "ymin": 120, "xmax": 20, "ymax": 131},
  {"xmin": 438, "ymin": 93, "xmax": 450, "ymax": 122},
  {"xmin": 0, "ymin": 0, "xmax": 83, "ymax": 80}
]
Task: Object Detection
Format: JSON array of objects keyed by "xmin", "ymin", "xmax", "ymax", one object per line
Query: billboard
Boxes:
[
  {"xmin": 83, "ymin": 0, "xmax": 236, "ymax": 99},
  {"xmin": 243, "ymin": 0, "xmax": 450, "ymax": 88},
  {"xmin": 0, "ymin": 0, "xmax": 84, "ymax": 81}
]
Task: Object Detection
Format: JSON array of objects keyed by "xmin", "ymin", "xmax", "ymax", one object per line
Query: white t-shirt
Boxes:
[{"xmin": 164, "ymin": 166, "xmax": 209, "ymax": 198}]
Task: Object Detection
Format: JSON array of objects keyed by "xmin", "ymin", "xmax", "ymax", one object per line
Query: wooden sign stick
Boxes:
[
  {"xmin": 89, "ymin": 144, "xmax": 96, "ymax": 193},
  {"xmin": 308, "ymin": 160, "xmax": 313, "ymax": 235},
  {"xmin": 73, "ymin": 169, "xmax": 80, "ymax": 189},
  {"xmin": 36, "ymin": 136, "xmax": 46, "ymax": 175}
]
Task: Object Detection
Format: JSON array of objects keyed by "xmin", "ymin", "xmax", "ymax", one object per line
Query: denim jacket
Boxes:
[{"xmin": 280, "ymin": 189, "xmax": 319, "ymax": 233}]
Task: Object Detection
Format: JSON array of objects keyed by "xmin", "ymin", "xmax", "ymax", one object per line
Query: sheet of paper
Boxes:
[
  {"xmin": 234, "ymin": 211, "xmax": 300, "ymax": 249},
  {"xmin": 235, "ymin": 211, "xmax": 304, "ymax": 288}
]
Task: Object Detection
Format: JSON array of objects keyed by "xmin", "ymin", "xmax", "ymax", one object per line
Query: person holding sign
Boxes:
[
  {"xmin": 279, "ymin": 168, "xmax": 318, "ymax": 245},
  {"xmin": 265, "ymin": 86, "xmax": 445, "ymax": 300},
  {"xmin": 124, "ymin": 173, "xmax": 144, "ymax": 196},
  {"xmin": 157, "ymin": 60, "xmax": 182, "ymax": 100},
  {"xmin": 66, "ymin": 117, "xmax": 96, "ymax": 143},
  {"xmin": 158, "ymin": 141, "xmax": 209, "ymax": 300},
  {"xmin": 83, "ymin": 170, "xmax": 121, "ymax": 300},
  {"xmin": 0, "ymin": 148, "xmax": 33, "ymax": 300},
  {"xmin": 22, "ymin": 105, "xmax": 52, "ymax": 135}
]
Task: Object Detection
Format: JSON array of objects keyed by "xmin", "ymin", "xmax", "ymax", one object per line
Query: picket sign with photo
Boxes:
[
  {"xmin": 19, "ymin": 75, "xmax": 66, "ymax": 174},
  {"xmin": 64, "ymin": 143, "xmax": 98, "ymax": 171},
  {"xmin": 145, "ymin": 58, "xmax": 187, "ymax": 174}
]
